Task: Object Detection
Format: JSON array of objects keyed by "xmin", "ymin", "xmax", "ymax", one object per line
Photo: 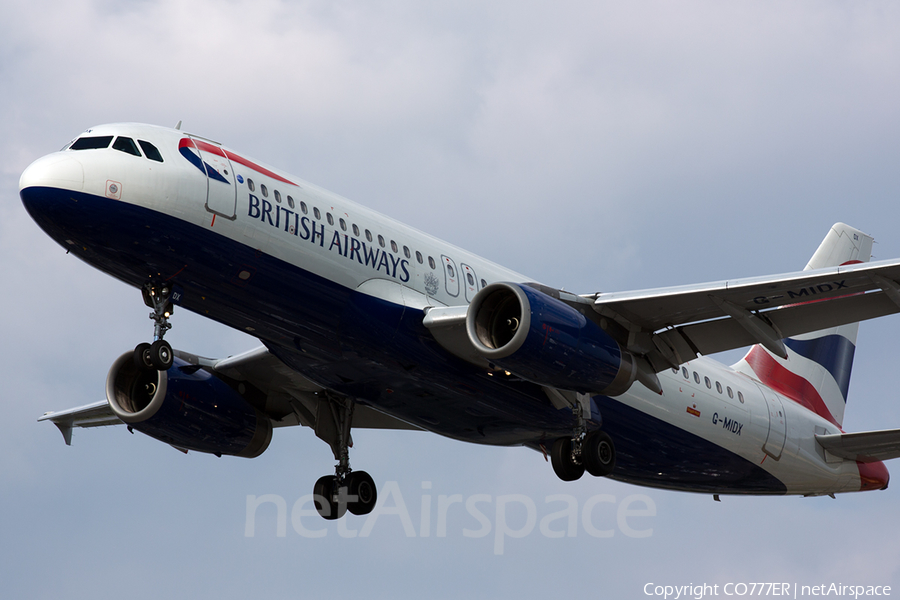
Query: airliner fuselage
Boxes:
[{"xmin": 20, "ymin": 123, "xmax": 894, "ymax": 519}]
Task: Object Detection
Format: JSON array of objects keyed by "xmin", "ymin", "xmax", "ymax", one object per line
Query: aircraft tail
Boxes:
[{"xmin": 733, "ymin": 223, "xmax": 874, "ymax": 428}]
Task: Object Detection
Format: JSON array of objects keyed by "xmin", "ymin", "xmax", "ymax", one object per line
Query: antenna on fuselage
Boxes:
[{"xmin": 174, "ymin": 120, "xmax": 182, "ymax": 130}]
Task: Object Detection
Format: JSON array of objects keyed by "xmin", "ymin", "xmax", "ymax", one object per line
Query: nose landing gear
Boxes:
[{"xmin": 133, "ymin": 282, "xmax": 175, "ymax": 371}]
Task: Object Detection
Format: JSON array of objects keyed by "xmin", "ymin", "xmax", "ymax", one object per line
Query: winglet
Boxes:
[{"xmin": 54, "ymin": 421, "xmax": 73, "ymax": 446}]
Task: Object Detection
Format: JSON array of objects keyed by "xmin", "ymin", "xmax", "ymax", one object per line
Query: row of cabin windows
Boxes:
[
  {"xmin": 69, "ymin": 135, "xmax": 164, "ymax": 162},
  {"xmin": 674, "ymin": 366, "xmax": 745, "ymax": 404},
  {"xmin": 246, "ymin": 178, "xmax": 441, "ymax": 271}
]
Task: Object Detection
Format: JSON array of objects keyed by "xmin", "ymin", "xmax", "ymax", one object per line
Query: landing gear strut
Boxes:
[
  {"xmin": 549, "ymin": 392, "xmax": 616, "ymax": 481},
  {"xmin": 312, "ymin": 395, "xmax": 378, "ymax": 520},
  {"xmin": 133, "ymin": 282, "xmax": 174, "ymax": 371}
]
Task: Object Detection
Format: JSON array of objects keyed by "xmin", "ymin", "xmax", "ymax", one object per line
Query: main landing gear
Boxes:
[
  {"xmin": 133, "ymin": 282, "xmax": 175, "ymax": 371},
  {"xmin": 312, "ymin": 395, "xmax": 378, "ymax": 520},
  {"xmin": 549, "ymin": 392, "xmax": 616, "ymax": 482}
]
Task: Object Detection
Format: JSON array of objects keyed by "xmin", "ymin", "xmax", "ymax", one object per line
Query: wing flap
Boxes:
[
  {"xmin": 659, "ymin": 291, "xmax": 900, "ymax": 358},
  {"xmin": 203, "ymin": 345, "xmax": 423, "ymax": 432},
  {"xmin": 816, "ymin": 429, "xmax": 900, "ymax": 463}
]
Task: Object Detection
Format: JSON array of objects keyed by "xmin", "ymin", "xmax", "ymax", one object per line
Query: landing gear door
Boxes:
[
  {"xmin": 191, "ymin": 137, "xmax": 237, "ymax": 220},
  {"xmin": 756, "ymin": 384, "xmax": 787, "ymax": 460},
  {"xmin": 441, "ymin": 255, "xmax": 460, "ymax": 298},
  {"xmin": 461, "ymin": 263, "xmax": 478, "ymax": 302}
]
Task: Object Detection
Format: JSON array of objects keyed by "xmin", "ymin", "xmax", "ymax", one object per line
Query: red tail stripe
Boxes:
[{"xmin": 744, "ymin": 346, "xmax": 840, "ymax": 427}]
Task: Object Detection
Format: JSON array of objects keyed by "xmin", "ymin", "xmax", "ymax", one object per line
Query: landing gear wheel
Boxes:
[
  {"xmin": 583, "ymin": 430, "xmax": 616, "ymax": 477},
  {"xmin": 550, "ymin": 437, "xmax": 585, "ymax": 482},
  {"xmin": 346, "ymin": 470, "xmax": 377, "ymax": 516},
  {"xmin": 313, "ymin": 475, "xmax": 347, "ymax": 520},
  {"xmin": 149, "ymin": 340, "xmax": 173, "ymax": 371},
  {"xmin": 133, "ymin": 342, "xmax": 154, "ymax": 371}
]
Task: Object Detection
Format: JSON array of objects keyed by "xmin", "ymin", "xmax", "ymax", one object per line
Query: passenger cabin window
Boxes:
[
  {"xmin": 429, "ymin": 256, "xmax": 436, "ymax": 269},
  {"xmin": 300, "ymin": 201, "xmax": 308, "ymax": 214},
  {"xmin": 340, "ymin": 218, "xmax": 347, "ymax": 231},
  {"xmin": 287, "ymin": 195, "xmax": 295, "ymax": 209},
  {"xmin": 693, "ymin": 372, "xmax": 700, "ymax": 384},
  {"xmin": 247, "ymin": 178, "xmax": 255, "ymax": 192},
  {"xmin": 314, "ymin": 207, "xmax": 321, "ymax": 220},
  {"xmin": 327, "ymin": 213, "xmax": 334, "ymax": 226},
  {"xmin": 70, "ymin": 136, "xmax": 113, "ymax": 150},
  {"xmin": 365, "ymin": 230, "xmax": 373, "ymax": 242},
  {"xmin": 353, "ymin": 224, "xmax": 360, "ymax": 236},
  {"xmin": 391, "ymin": 240, "xmax": 398, "ymax": 253},
  {"xmin": 378, "ymin": 235, "xmax": 385, "ymax": 248},
  {"xmin": 704, "ymin": 376, "xmax": 711, "ymax": 389},
  {"xmin": 416, "ymin": 251, "xmax": 423, "ymax": 264},
  {"xmin": 274, "ymin": 190, "xmax": 282, "ymax": 203},
  {"xmin": 727, "ymin": 387, "xmax": 734, "ymax": 399},
  {"xmin": 682, "ymin": 367, "xmax": 689, "ymax": 379},
  {"xmin": 716, "ymin": 381, "xmax": 723, "ymax": 394},
  {"xmin": 138, "ymin": 140, "xmax": 163, "ymax": 162},
  {"xmin": 403, "ymin": 246, "xmax": 411, "ymax": 259},
  {"xmin": 261, "ymin": 184, "xmax": 268, "ymax": 198},
  {"xmin": 738, "ymin": 391, "xmax": 745, "ymax": 404},
  {"xmin": 481, "ymin": 279, "xmax": 487, "ymax": 288}
]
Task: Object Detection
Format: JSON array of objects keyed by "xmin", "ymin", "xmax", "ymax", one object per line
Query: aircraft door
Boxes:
[
  {"xmin": 441, "ymin": 255, "xmax": 460, "ymax": 297},
  {"xmin": 190, "ymin": 137, "xmax": 237, "ymax": 220},
  {"xmin": 756, "ymin": 385, "xmax": 787, "ymax": 460},
  {"xmin": 461, "ymin": 263, "xmax": 478, "ymax": 302}
]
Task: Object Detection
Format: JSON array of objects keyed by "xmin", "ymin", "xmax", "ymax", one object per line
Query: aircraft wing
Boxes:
[
  {"xmin": 202, "ymin": 345, "xmax": 423, "ymax": 432},
  {"xmin": 591, "ymin": 258, "xmax": 900, "ymax": 370},
  {"xmin": 38, "ymin": 400, "xmax": 122, "ymax": 445},
  {"xmin": 816, "ymin": 429, "xmax": 900, "ymax": 463},
  {"xmin": 39, "ymin": 346, "xmax": 422, "ymax": 447}
]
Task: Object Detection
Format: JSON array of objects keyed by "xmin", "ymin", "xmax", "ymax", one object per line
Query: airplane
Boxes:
[{"xmin": 20, "ymin": 122, "xmax": 900, "ymax": 520}]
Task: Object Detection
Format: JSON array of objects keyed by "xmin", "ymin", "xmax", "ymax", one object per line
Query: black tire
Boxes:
[
  {"xmin": 583, "ymin": 430, "xmax": 616, "ymax": 477},
  {"xmin": 346, "ymin": 471, "xmax": 377, "ymax": 516},
  {"xmin": 313, "ymin": 475, "xmax": 346, "ymax": 520},
  {"xmin": 550, "ymin": 437, "xmax": 584, "ymax": 481},
  {"xmin": 133, "ymin": 342, "xmax": 154, "ymax": 371},
  {"xmin": 150, "ymin": 340, "xmax": 173, "ymax": 371}
]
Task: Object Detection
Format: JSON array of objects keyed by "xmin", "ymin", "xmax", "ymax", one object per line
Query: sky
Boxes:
[{"xmin": 3, "ymin": 1, "xmax": 900, "ymax": 598}]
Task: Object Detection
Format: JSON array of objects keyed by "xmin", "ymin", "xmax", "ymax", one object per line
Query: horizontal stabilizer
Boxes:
[
  {"xmin": 38, "ymin": 400, "xmax": 121, "ymax": 445},
  {"xmin": 816, "ymin": 429, "xmax": 900, "ymax": 463}
]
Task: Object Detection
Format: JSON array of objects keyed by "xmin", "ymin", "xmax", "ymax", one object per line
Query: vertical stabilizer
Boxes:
[{"xmin": 733, "ymin": 223, "xmax": 873, "ymax": 428}]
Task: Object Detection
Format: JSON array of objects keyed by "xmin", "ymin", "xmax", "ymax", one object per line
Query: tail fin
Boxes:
[{"xmin": 733, "ymin": 223, "xmax": 874, "ymax": 428}]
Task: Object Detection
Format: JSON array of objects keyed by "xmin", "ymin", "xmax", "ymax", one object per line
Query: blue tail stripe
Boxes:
[{"xmin": 783, "ymin": 335, "xmax": 855, "ymax": 402}]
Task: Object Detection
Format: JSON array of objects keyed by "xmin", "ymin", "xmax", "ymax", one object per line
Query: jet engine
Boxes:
[
  {"xmin": 466, "ymin": 283, "xmax": 637, "ymax": 395},
  {"xmin": 105, "ymin": 352, "xmax": 272, "ymax": 458}
]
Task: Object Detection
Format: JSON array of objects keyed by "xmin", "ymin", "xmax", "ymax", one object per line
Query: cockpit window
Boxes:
[
  {"xmin": 138, "ymin": 140, "xmax": 163, "ymax": 162},
  {"xmin": 70, "ymin": 136, "xmax": 113, "ymax": 150},
  {"xmin": 112, "ymin": 137, "xmax": 141, "ymax": 156}
]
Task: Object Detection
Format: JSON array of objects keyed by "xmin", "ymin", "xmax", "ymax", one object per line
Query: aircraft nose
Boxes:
[{"xmin": 19, "ymin": 153, "xmax": 84, "ymax": 194}]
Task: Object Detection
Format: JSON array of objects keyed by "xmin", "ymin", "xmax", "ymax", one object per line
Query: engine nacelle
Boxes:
[
  {"xmin": 106, "ymin": 352, "xmax": 272, "ymax": 458},
  {"xmin": 466, "ymin": 283, "xmax": 636, "ymax": 395}
]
